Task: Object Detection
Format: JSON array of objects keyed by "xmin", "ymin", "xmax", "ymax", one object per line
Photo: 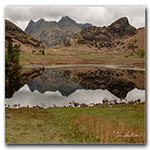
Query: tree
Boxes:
[{"xmin": 5, "ymin": 36, "xmax": 21, "ymax": 98}]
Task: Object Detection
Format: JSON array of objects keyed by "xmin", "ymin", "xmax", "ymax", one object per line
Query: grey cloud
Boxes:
[
  {"xmin": 5, "ymin": 6, "xmax": 145, "ymax": 30},
  {"xmin": 104, "ymin": 6, "xmax": 145, "ymax": 27}
]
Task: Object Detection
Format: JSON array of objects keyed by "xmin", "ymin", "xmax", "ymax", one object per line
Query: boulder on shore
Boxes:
[{"xmin": 103, "ymin": 98, "xmax": 108, "ymax": 104}]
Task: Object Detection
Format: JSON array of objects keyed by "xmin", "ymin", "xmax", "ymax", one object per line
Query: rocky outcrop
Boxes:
[
  {"xmin": 27, "ymin": 69, "xmax": 83, "ymax": 96},
  {"xmin": 107, "ymin": 17, "xmax": 137, "ymax": 36}
]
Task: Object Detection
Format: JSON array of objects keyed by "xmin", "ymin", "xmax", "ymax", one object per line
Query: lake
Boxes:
[{"xmin": 5, "ymin": 84, "xmax": 145, "ymax": 108}]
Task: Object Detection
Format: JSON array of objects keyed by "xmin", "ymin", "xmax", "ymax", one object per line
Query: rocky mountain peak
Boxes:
[
  {"xmin": 29, "ymin": 19, "xmax": 35, "ymax": 25},
  {"xmin": 36, "ymin": 18, "xmax": 46, "ymax": 28},
  {"xmin": 107, "ymin": 16, "xmax": 136, "ymax": 36},
  {"xmin": 59, "ymin": 16, "xmax": 74, "ymax": 23},
  {"xmin": 25, "ymin": 20, "xmax": 35, "ymax": 33},
  {"xmin": 37, "ymin": 18, "xmax": 46, "ymax": 24},
  {"xmin": 58, "ymin": 16, "xmax": 78, "ymax": 27},
  {"xmin": 110, "ymin": 17, "xmax": 129, "ymax": 28}
]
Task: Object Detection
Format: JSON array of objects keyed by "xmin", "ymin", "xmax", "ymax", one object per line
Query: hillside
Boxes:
[
  {"xmin": 5, "ymin": 20, "xmax": 47, "ymax": 54},
  {"xmin": 25, "ymin": 16, "xmax": 92, "ymax": 47},
  {"xmin": 5, "ymin": 17, "xmax": 145, "ymax": 67},
  {"xmin": 65, "ymin": 17, "xmax": 145, "ymax": 54}
]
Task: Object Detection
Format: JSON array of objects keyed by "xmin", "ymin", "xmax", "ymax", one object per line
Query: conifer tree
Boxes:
[{"xmin": 5, "ymin": 36, "xmax": 21, "ymax": 98}]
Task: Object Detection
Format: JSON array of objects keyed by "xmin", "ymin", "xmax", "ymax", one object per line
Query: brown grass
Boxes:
[{"xmin": 71, "ymin": 115, "xmax": 145, "ymax": 143}]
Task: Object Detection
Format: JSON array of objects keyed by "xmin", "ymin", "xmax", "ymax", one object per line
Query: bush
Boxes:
[
  {"xmin": 130, "ymin": 53, "xmax": 134, "ymax": 56},
  {"xmin": 136, "ymin": 49, "xmax": 145, "ymax": 58},
  {"xmin": 134, "ymin": 39, "xmax": 137, "ymax": 43},
  {"xmin": 42, "ymin": 49, "xmax": 45, "ymax": 55}
]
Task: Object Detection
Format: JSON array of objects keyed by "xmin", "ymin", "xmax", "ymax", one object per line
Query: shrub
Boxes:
[
  {"xmin": 42, "ymin": 49, "xmax": 45, "ymax": 55},
  {"xmin": 134, "ymin": 39, "xmax": 137, "ymax": 43},
  {"xmin": 130, "ymin": 53, "xmax": 134, "ymax": 56},
  {"xmin": 136, "ymin": 49, "xmax": 145, "ymax": 58}
]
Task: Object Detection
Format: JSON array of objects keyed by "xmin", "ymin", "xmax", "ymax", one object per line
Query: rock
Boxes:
[
  {"xmin": 90, "ymin": 103, "xmax": 95, "ymax": 106},
  {"xmin": 128, "ymin": 100, "xmax": 134, "ymax": 104},
  {"xmin": 13, "ymin": 104, "xmax": 17, "ymax": 108},
  {"xmin": 53, "ymin": 104, "xmax": 57, "ymax": 107},
  {"xmin": 109, "ymin": 102, "xmax": 115, "ymax": 105},
  {"xmin": 80, "ymin": 103, "xmax": 88, "ymax": 107},
  {"xmin": 137, "ymin": 99, "xmax": 141, "ymax": 103},
  {"xmin": 134, "ymin": 100, "xmax": 137, "ymax": 103},
  {"xmin": 103, "ymin": 98, "xmax": 108, "ymax": 104},
  {"xmin": 72, "ymin": 101, "xmax": 79, "ymax": 107},
  {"xmin": 120, "ymin": 101, "xmax": 126, "ymax": 104},
  {"xmin": 96, "ymin": 103, "xmax": 101, "ymax": 106},
  {"xmin": 114, "ymin": 100, "xmax": 121, "ymax": 104}
]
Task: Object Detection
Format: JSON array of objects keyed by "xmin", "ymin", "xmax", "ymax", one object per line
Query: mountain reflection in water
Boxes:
[{"xmin": 5, "ymin": 84, "xmax": 145, "ymax": 108}]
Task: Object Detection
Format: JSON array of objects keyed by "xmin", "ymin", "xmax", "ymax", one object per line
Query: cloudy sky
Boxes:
[{"xmin": 5, "ymin": 6, "xmax": 145, "ymax": 30}]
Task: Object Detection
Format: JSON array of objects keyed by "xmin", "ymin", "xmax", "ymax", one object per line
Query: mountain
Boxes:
[
  {"xmin": 64, "ymin": 17, "xmax": 145, "ymax": 53},
  {"xmin": 25, "ymin": 16, "xmax": 92, "ymax": 47},
  {"xmin": 5, "ymin": 19, "xmax": 47, "ymax": 53},
  {"xmin": 107, "ymin": 17, "xmax": 136, "ymax": 36},
  {"xmin": 27, "ymin": 69, "xmax": 83, "ymax": 96}
]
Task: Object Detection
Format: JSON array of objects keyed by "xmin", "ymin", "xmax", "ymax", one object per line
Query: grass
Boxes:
[
  {"xmin": 19, "ymin": 46, "xmax": 145, "ymax": 66},
  {"xmin": 5, "ymin": 103, "xmax": 145, "ymax": 144}
]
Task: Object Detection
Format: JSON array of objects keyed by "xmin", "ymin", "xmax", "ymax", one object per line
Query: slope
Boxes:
[
  {"xmin": 5, "ymin": 19, "xmax": 47, "ymax": 53},
  {"xmin": 65, "ymin": 17, "xmax": 145, "ymax": 54},
  {"xmin": 25, "ymin": 16, "xmax": 92, "ymax": 47}
]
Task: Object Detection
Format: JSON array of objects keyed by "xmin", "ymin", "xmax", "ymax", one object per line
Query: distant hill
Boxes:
[
  {"xmin": 65, "ymin": 17, "xmax": 145, "ymax": 53},
  {"xmin": 5, "ymin": 19, "xmax": 47, "ymax": 54},
  {"xmin": 25, "ymin": 16, "xmax": 92, "ymax": 47}
]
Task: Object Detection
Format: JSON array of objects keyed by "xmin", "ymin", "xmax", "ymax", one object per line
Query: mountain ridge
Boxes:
[
  {"xmin": 25, "ymin": 16, "xmax": 93, "ymax": 47},
  {"xmin": 64, "ymin": 17, "xmax": 145, "ymax": 53}
]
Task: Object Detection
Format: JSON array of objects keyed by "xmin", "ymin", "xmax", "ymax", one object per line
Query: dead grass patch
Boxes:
[{"xmin": 71, "ymin": 115, "xmax": 145, "ymax": 143}]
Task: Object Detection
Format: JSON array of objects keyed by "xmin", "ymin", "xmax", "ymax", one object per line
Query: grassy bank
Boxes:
[
  {"xmin": 5, "ymin": 103, "xmax": 145, "ymax": 144},
  {"xmin": 20, "ymin": 47, "xmax": 145, "ymax": 67}
]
